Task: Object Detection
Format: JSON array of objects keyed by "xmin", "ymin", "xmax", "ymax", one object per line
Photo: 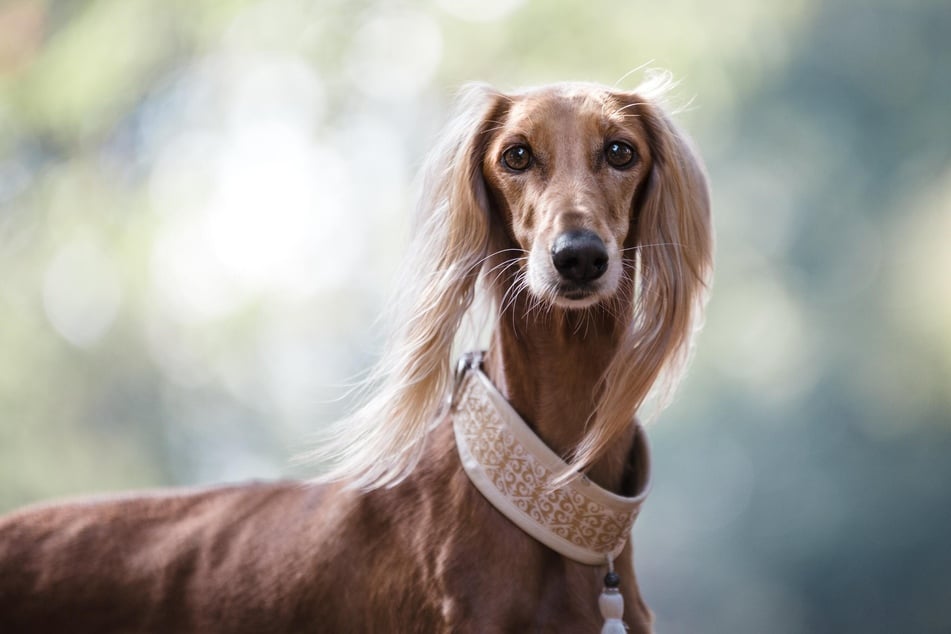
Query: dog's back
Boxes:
[
  {"xmin": 0, "ymin": 435, "xmax": 473, "ymax": 634},
  {"xmin": 0, "ymin": 482, "xmax": 342, "ymax": 633}
]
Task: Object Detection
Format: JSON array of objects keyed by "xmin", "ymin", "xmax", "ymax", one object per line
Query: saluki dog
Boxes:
[{"xmin": 0, "ymin": 77, "xmax": 712, "ymax": 633}]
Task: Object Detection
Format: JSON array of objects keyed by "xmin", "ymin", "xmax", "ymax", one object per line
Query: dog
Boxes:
[{"xmin": 0, "ymin": 77, "xmax": 712, "ymax": 633}]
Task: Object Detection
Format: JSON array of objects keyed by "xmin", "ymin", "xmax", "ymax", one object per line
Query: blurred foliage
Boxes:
[{"xmin": 0, "ymin": 0, "xmax": 949, "ymax": 632}]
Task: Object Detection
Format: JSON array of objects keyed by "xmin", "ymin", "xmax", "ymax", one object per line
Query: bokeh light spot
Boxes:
[
  {"xmin": 435, "ymin": 0, "xmax": 526, "ymax": 22},
  {"xmin": 347, "ymin": 10, "xmax": 443, "ymax": 101},
  {"xmin": 43, "ymin": 236, "xmax": 121, "ymax": 347}
]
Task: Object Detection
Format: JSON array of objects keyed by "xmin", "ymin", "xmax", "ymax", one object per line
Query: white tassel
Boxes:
[
  {"xmin": 599, "ymin": 553, "xmax": 627, "ymax": 633},
  {"xmin": 599, "ymin": 588, "xmax": 626, "ymax": 634}
]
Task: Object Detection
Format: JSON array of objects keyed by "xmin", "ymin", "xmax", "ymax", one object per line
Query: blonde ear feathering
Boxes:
[
  {"xmin": 565, "ymin": 84, "xmax": 714, "ymax": 482},
  {"xmin": 310, "ymin": 76, "xmax": 712, "ymax": 490},
  {"xmin": 308, "ymin": 84, "xmax": 505, "ymax": 489}
]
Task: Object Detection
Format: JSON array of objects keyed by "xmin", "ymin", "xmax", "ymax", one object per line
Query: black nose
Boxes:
[{"xmin": 551, "ymin": 230, "xmax": 609, "ymax": 284}]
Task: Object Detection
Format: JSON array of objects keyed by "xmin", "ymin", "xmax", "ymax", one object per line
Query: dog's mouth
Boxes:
[
  {"xmin": 553, "ymin": 284, "xmax": 602, "ymax": 309},
  {"xmin": 560, "ymin": 286, "xmax": 595, "ymax": 301}
]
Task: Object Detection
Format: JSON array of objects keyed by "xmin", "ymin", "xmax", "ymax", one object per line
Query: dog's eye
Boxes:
[
  {"xmin": 502, "ymin": 145, "xmax": 532, "ymax": 171},
  {"xmin": 605, "ymin": 141, "xmax": 637, "ymax": 169}
]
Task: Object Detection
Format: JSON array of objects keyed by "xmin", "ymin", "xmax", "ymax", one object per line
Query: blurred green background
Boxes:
[{"xmin": 1, "ymin": 0, "xmax": 949, "ymax": 631}]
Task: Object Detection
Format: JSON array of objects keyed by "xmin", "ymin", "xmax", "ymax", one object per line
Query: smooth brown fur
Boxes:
[{"xmin": 0, "ymin": 81, "xmax": 711, "ymax": 633}]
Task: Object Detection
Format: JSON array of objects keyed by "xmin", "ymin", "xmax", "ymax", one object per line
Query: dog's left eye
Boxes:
[
  {"xmin": 502, "ymin": 145, "xmax": 533, "ymax": 171},
  {"xmin": 605, "ymin": 141, "xmax": 637, "ymax": 169}
]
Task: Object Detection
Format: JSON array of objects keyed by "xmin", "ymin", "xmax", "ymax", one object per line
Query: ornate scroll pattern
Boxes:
[{"xmin": 455, "ymin": 373, "xmax": 643, "ymax": 557}]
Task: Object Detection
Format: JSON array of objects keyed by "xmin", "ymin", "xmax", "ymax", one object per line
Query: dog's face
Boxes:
[{"xmin": 482, "ymin": 85, "xmax": 654, "ymax": 309}]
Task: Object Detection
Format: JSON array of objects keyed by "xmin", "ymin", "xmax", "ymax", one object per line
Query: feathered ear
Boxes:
[
  {"xmin": 634, "ymin": 99, "xmax": 714, "ymax": 311},
  {"xmin": 570, "ymin": 85, "xmax": 714, "ymax": 478},
  {"xmin": 310, "ymin": 83, "xmax": 505, "ymax": 489}
]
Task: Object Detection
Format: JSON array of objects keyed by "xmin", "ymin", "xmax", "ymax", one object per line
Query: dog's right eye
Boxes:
[
  {"xmin": 502, "ymin": 145, "xmax": 532, "ymax": 171},
  {"xmin": 605, "ymin": 141, "xmax": 637, "ymax": 169}
]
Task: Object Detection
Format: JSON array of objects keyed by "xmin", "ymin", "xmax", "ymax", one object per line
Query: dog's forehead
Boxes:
[{"xmin": 502, "ymin": 84, "xmax": 638, "ymax": 134}]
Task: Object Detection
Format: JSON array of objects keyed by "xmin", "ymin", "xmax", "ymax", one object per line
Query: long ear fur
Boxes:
[
  {"xmin": 310, "ymin": 84, "xmax": 504, "ymax": 489},
  {"xmin": 569, "ymin": 79, "xmax": 714, "ymax": 477}
]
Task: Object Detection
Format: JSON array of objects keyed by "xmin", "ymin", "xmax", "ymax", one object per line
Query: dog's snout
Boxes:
[{"xmin": 551, "ymin": 230, "xmax": 609, "ymax": 284}]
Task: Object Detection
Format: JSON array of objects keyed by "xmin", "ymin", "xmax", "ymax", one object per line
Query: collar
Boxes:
[{"xmin": 450, "ymin": 353, "xmax": 651, "ymax": 566}]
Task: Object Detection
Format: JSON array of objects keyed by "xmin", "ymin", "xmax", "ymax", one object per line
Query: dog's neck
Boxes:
[{"xmin": 484, "ymin": 294, "xmax": 635, "ymax": 492}]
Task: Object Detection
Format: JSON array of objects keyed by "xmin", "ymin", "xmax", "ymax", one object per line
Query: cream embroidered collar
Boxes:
[{"xmin": 450, "ymin": 353, "xmax": 651, "ymax": 566}]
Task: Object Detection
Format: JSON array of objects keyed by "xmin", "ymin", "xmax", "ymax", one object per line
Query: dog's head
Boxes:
[{"xmin": 429, "ymin": 80, "xmax": 711, "ymax": 316}]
